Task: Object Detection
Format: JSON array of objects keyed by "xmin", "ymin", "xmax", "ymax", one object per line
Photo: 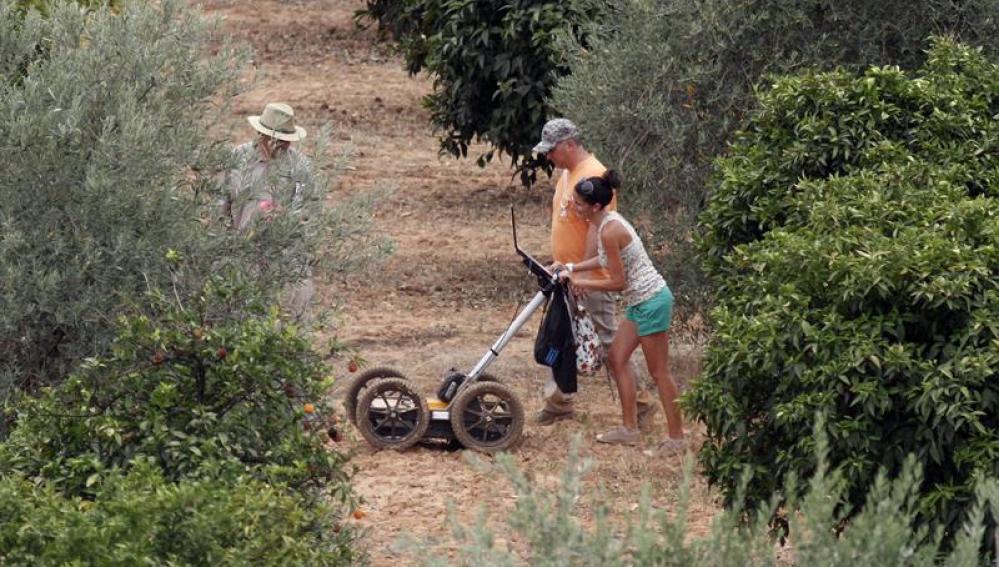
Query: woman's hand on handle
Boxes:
[{"xmin": 559, "ymin": 272, "xmax": 588, "ymax": 298}]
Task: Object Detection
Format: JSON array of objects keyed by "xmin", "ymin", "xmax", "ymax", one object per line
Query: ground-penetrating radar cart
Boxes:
[{"xmin": 343, "ymin": 206, "xmax": 558, "ymax": 452}]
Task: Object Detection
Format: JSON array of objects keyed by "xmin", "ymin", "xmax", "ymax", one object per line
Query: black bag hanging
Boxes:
[{"xmin": 533, "ymin": 285, "xmax": 577, "ymax": 394}]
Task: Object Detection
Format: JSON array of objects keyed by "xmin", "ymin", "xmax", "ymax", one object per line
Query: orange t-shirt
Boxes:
[{"xmin": 551, "ymin": 156, "xmax": 617, "ymax": 271}]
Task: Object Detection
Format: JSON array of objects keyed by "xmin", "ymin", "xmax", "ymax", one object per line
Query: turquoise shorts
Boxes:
[{"xmin": 625, "ymin": 286, "xmax": 674, "ymax": 337}]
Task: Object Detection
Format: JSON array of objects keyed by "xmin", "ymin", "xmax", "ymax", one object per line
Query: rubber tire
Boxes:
[
  {"xmin": 449, "ymin": 381, "xmax": 524, "ymax": 453},
  {"xmin": 344, "ymin": 367, "xmax": 407, "ymax": 426},
  {"xmin": 355, "ymin": 378, "xmax": 429, "ymax": 450}
]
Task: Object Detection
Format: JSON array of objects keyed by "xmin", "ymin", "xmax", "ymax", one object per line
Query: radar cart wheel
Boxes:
[
  {"xmin": 449, "ymin": 381, "xmax": 524, "ymax": 452},
  {"xmin": 344, "ymin": 367, "xmax": 407, "ymax": 426},
  {"xmin": 356, "ymin": 378, "xmax": 429, "ymax": 450}
]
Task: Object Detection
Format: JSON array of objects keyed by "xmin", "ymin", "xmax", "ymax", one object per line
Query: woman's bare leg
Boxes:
[
  {"xmin": 639, "ymin": 331, "xmax": 684, "ymax": 439},
  {"xmin": 608, "ymin": 319, "xmax": 641, "ymax": 430}
]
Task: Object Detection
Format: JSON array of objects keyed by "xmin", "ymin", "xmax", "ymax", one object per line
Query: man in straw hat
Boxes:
[
  {"xmin": 224, "ymin": 102, "xmax": 309, "ymax": 231},
  {"xmin": 222, "ymin": 102, "xmax": 315, "ymax": 318}
]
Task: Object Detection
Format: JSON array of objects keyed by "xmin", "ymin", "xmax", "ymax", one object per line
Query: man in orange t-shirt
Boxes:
[{"xmin": 531, "ymin": 118, "xmax": 656, "ymax": 425}]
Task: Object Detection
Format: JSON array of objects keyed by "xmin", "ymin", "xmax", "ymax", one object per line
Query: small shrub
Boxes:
[
  {"xmin": 0, "ymin": 275, "xmax": 351, "ymax": 504},
  {"xmin": 0, "ymin": 460, "xmax": 357, "ymax": 566},
  {"xmin": 685, "ymin": 38, "xmax": 999, "ymax": 541},
  {"xmin": 420, "ymin": 433, "xmax": 999, "ymax": 565}
]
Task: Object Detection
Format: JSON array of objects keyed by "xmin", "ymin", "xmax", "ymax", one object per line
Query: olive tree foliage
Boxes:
[
  {"xmin": 358, "ymin": 0, "xmax": 610, "ymax": 185},
  {"xmin": 554, "ymin": 0, "xmax": 999, "ymax": 313},
  {"xmin": 0, "ymin": 0, "xmax": 237, "ymax": 398},
  {"xmin": 0, "ymin": 0, "xmax": 386, "ymax": 409},
  {"xmin": 684, "ymin": 38, "xmax": 999, "ymax": 542},
  {"xmin": 12, "ymin": 0, "xmax": 115, "ymax": 12}
]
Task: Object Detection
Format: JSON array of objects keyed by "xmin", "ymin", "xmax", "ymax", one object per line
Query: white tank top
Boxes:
[{"xmin": 596, "ymin": 212, "xmax": 666, "ymax": 306}]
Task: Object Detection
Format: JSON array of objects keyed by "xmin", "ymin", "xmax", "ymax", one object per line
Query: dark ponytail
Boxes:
[
  {"xmin": 574, "ymin": 169, "xmax": 622, "ymax": 208},
  {"xmin": 603, "ymin": 169, "xmax": 622, "ymax": 191}
]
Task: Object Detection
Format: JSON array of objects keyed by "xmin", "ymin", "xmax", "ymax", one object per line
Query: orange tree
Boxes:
[
  {"xmin": 686, "ymin": 38, "xmax": 999, "ymax": 541},
  {"xmin": 358, "ymin": 0, "xmax": 609, "ymax": 185},
  {"xmin": 1, "ymin": 275, "xmax": 348, "ymax": 498},
  {"xmin": 0, "ymin": 274, "xmax": 360, "ymax": 563}
]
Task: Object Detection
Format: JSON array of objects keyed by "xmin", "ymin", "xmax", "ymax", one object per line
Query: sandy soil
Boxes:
[{"xmin": 199, "ymin": 0, "xmax": 719, "ymax": 563}]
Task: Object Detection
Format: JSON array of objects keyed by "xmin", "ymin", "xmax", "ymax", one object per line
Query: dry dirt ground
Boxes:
[{"xmin": 202, "ymin": 0, "xmax": 719, "ymax": 563}]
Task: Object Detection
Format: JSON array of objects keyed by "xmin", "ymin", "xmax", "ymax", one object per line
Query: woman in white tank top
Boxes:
[{"xmin": 554, "ymin": 170, "xmax": 687, "ymax": 455}]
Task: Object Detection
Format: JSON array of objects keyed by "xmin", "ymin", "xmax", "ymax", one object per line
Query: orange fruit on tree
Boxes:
[
  {"xmin": 353, "ymin": 509, "xmax": 366, "ymax": 520},
  {"xmin": 303, "ymin": 403, "xmax": 316, "ymax": 414}
]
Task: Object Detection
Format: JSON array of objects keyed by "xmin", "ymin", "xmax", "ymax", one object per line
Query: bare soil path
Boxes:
[{"xmin": 202, "ymin": 1, "xmax": 718, "ymax": 563}]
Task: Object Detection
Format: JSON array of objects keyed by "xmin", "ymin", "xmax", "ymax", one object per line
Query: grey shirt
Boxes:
[{"xmin": 223, "ymin": 142, "xmax": 312, "ymax": 232}]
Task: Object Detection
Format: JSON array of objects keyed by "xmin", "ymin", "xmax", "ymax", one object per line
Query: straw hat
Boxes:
[{"xmin": 247, "ymin": 102, "xmax": 307, "ymax": 142}]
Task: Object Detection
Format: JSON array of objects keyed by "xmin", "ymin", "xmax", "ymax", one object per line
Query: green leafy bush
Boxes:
[
  {"xmin": 554, "ymin": 0, "xmax": 999, "ymax": 311},
  {"xmin": 685, "ymin": 38, "xmax": 999, "ymax": 540},
  {"xmin": 420, "ymin": 434, "xmax": 999, "ymax": 565},
  {"xmin": 0, "ymin": 460, "xmax": 356, "ymax": 566},
  {"xmin": 358, "ymin": 0, "xmax": 609, "ymax": 184},
  {"xmin": 1, "ymin": 275, "xmax": 350, "ymax": 502}
]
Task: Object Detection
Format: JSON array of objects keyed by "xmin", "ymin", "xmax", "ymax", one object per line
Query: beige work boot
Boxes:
[
  {"xmin": 596, "ymin": 425, "xmax": 641, "ymax": 446},
  {"xmin": 643, "ymin": 437, "xmax": 689, "ymax": 457},
  {"xmin": 533, "ymin": 408, "xmax": 576, "ymax": 426}
]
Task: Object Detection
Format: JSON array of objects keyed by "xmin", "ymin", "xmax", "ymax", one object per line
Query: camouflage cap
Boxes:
[{"xmin": 532, "ymin": 118, "xmax": 581, "ymax": 154}]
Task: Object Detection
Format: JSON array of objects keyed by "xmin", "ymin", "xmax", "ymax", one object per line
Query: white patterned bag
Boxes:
[{"xmin": 570, "ymin": 303, "xmax": 603, "ymax": 374}]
